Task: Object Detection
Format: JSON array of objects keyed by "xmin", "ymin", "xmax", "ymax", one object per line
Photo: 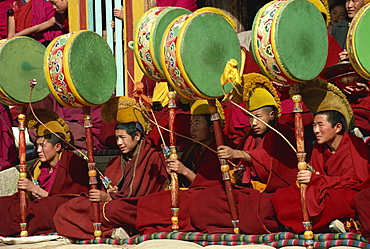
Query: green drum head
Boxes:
[
  {"xmin": 276, "ymin": 0, "xmax": 328, "ymax": 81},
  {"xmin": 180, "ymin": 12, "xmax": 241, "ymax": 98},
  {"xmin": 68, "ymin": 31, "xmax": 117, "ymax": 105},
  {"xmin": 0, "ymin": 37, "xmax": 49, "ymax": 104},
  {"xmin": 354, "ymin": 8, "xmax": 370, "ymax": 76},
  {"xmin": 152, "ymin": 7, "xmax": 191, "ymax": 73}
]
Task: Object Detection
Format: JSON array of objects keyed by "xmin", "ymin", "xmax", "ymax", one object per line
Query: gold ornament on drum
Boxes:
[{"xmin": 220, "ymin": 59, "xmax": 242, "ymax": 86}]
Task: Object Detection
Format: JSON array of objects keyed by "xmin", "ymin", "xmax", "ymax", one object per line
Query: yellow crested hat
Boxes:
[
  {"xmin": 152, "ymin": 82, "xmax": 169, "ymax": 107},
  {"xmin": 308, "ymin": 0, "xmax": 330, "ymax": 26},
  {"xmin": 293, "ymin": 78, "xmax": 355, "ymax": 130},
  {"xmin": 100, "ymin": 96, "xmax": 150, "ymax": 133},
  {"xmin": 190, "ymin": 100, "xmax": 211, "ymax": 116},
  {"xmin": 189, "ymin": 99, "xmax": 225, "ymax": 125},
  {"xmin": 241, "ymin": 73, "xmax": 282, "ymax": 116},
  {"xmin": 26, "ymin": 108, "xmax": 71, "ymax": 142}
]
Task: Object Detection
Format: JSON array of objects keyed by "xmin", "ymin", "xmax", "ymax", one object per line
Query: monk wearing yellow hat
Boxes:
[
  {"xmin": 54, "ymin": 96, "xmax": 168, "ymax": 239},
  {"xmin": 272, "ymin": 78, "xmax": 370, "ymax": 233},
  {"xmin": 187, "ymin": 73, "xmax": 299, "ymax": 234},
  {"xmin": 0, "ymin": 108, "xmax": 90, "ymax": 236}
]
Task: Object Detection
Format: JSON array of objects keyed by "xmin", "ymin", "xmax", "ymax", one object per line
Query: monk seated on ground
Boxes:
[
  {"xmin": 272, "ymin": 78, "xmax": 370, "ymax": 233},
  {"xmin": 54, "ymin": 96, "xmax": 168, "ymax": 239}
]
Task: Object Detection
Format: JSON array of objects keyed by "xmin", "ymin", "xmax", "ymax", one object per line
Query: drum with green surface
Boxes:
[
  {"xmin": 134, "ymin": 7, "xmax": 192, "ymax": 82},
  {"xmin": 0, "ymin": 37, "xmax": 49, "ymax": 105},
  {"xmin": 161, "ymin": 11, "xmax": 241, "ymax": 100},
  {"xmin": 347, "ymin": 3, "xmax": 370, "ymax": 81},
  {"xmin": 251, "ymin": 0, "xmax": 328, "ymax": 84},
  {"xmin": 45, "ymin": 30, "xmax": 117, "ymax": 108}
]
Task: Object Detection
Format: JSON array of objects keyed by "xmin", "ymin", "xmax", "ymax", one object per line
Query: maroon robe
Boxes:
[
  {"xmin": 272, "ymin": 132, "xmax": 370, "ymax": 233},
  {"xmin": 354, "ymin": 188, "xmax": 370, "ymax": 239},
  {"xmin": 136, "ymin": 139, "xmax": 223, "ymax": 235},
  {"xmin": 189, "ymin": 123, "xmax": 298, "ymax": 234},
  {"xmin": 348, "ymin": 94, "xmax": 370, "ymax": 137},
  {"xmin": 156, "ymin": 0, "xmax": 197, "ymax": 11},
  {"xmin": 0, "ymin": 104, "xmax": 17, "ymax": 171},
  {"xmin": 54, "ymin": 139, "xmax": 168, "ymax": 239},
  {"xmin": 0, "ymin": 150, "xmax": 89, "ymax": 236}
]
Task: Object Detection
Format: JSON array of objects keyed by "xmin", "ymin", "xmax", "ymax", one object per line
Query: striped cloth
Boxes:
[{"xmin": 71, "ymin": 232, "xmax": 370, "ymax": 248}]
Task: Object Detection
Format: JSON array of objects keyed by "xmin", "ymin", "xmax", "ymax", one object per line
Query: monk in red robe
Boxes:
[
  {"xmin": 54, "ymin": 97, "xmax": 168, "ymax": 239},
  {"xmin": 0, "ymin": 109, "xmax": 89, "ymax": 236},
  {"xmin": 136, "ymin": 100, "xmax": 223, "ymax": 235},
  {"xmin": 189, "ymin": 73, "xmax": 299, "ymax": 234},
  {"xmin": 272, "ymin": 79, "xmax": 370, "ymax": 233},
  {"xmin": 0, "ymin": 104, "xmax": 17, "ymax": 171}
]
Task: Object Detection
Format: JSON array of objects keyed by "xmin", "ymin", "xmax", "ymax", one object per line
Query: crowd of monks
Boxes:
[{"xmin": 0, "ymin": 0, "xmax": 370, "ymax": 244}]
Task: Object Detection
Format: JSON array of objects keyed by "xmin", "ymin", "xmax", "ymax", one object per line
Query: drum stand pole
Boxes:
[
  {"xmin": 18, "ymin": 106, "xmax": 28, "ymax": 237},
  {"xmin": 82, "ymin": 107, "xmax": 102, "ymax": 239},
  {"xmin": 291, "ymin": 85, "xmax": 313, "ymax": 249},
  {"xmin": 167, "ymin": 86, "xmax": 180, "ymax": 231},
  {"xmin": 207, "ymin": 100, "xmax": 240, "ymax": 234}
]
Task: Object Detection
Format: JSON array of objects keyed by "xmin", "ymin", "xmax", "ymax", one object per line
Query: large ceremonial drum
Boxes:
[
  {"xmin": 161, "ymin": 11, "xmax": 241, "ymax": 100},
  {"xmin": 134, "ymin": 7, "xmax": 192, "ymax": 81},
  {"xmin": 347, "ymin": 3, "xmax": 370, "ymax": 81},
  {"xmin": 45, "ymin": 30, "xmax": 117, "ymax": 108},
  {"xmin": 251, "ymin": 0, "xmax": 328, "ymax": 84},
  {"xmin": 0, "ymin": 37, "xmax": 49, "ymax": 105}
]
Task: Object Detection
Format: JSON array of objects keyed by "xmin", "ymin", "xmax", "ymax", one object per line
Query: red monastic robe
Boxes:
[
  {"xmin": 354, "ymin": 188, "xmax": 370, "ymax": 239},
  {"xmin": 272, "ymin": 132, "xmax": 370, "ymax": 233},
  {"xmin": 0, "ymin": 150, "xmax": 89, "ymax": 236},
  {"xmin": 0, "ymin": 104, "xmax": 17, "ymax": 171},
  {"xmin": 136, "ymin": 140, "xmax": 223, "ymax": 235},
  {"xmin": 156, "ymin": 0, "xmax": 197, "ymax": 11},
  {"xmin": 349, "ymin": 95, "xmax": 370, "ymax": 137},
  {"xmin": 189, "ymin": 123, "xmax": 299, "ymax": 234},
  {"xmin": 54, "ymin": 139, "xmax": 168, "ymax": 239}
]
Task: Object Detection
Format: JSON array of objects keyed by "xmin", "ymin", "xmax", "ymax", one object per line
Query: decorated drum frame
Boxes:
[
  {"xmin": 45, "ymin": 30, "xmax": 116, "ymax": 108},
  {"xmin": 160, "ymin": 11, "xmax": 240, "ymax": 100},
  {"xmin": 134, "ymin": 7, "xmax": 191, "ymax": 82},
  {"xmin": 251, "ymin": 0, "xmax": 327, "ymax": 84},
  {"xmin": 346, "ymin": 3, "xmax": 370, "ymax": 81}
]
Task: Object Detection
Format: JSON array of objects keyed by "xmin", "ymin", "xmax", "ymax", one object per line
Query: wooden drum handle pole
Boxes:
[
  {"xmin": 167, "ymin": 86, "xmax": 180, "ymax": 231},
  {"xmin": 291, "ymin": 86, "xmax": 313, "ymax": 249},
  {"xmin": 83, "ymin": 107, "xmax": 102, "ymax": 239},
  {"xmin": 18, "ymin": 106, "xmax": 28, "ymax": 237},
  {"xmin": 207, "ymin": 99, "xmax": 239, "ymax": 234}
]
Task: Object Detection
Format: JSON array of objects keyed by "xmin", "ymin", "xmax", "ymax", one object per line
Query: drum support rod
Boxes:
[
  {"xmin": 18, "ymin": 106, "xmax": 28, "ymax": 237},
  {"xmin": 207, "ymin": 99, "xmax": 240, "ymax": 234},
  {"xmin": 83, "ymin": 107, "xmax": 102, "ymax": 239},
  {"xmin": 291, "ymin": 85, "xmax": 313, "ymax": 249},
  {"xmin": 167, "ymin": 86, "xmax": 180, "ymax": 231}
]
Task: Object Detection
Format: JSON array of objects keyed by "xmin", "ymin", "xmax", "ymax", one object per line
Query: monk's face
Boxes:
[
  {"xmin": 248, "ymin": 108, "xmax": 275, "ymax": 136},
  {"xmin": 190, "ymin": 115, "xmax": 213, "ymax": 143},
  {"xmin": 330, "ymin": 5, "xmax": 347, "ymax": 26},
  {"xmin": 50, "ymin": 0, "xmax": 68, "ymax": 14},
  {"xmin": 35, "ymin": 137, "xmax": 61, "ymax": 165},
  {"xmin": 346, "ymin": 0, "xmax": 365, "ymax": 19},
  {"xmin": 115, "ymin": 129, "xmax": 140, "ymax": 155},
  {"xmin": 313, "ymin": 114, "xmax": 342, "ymax": 145}
]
